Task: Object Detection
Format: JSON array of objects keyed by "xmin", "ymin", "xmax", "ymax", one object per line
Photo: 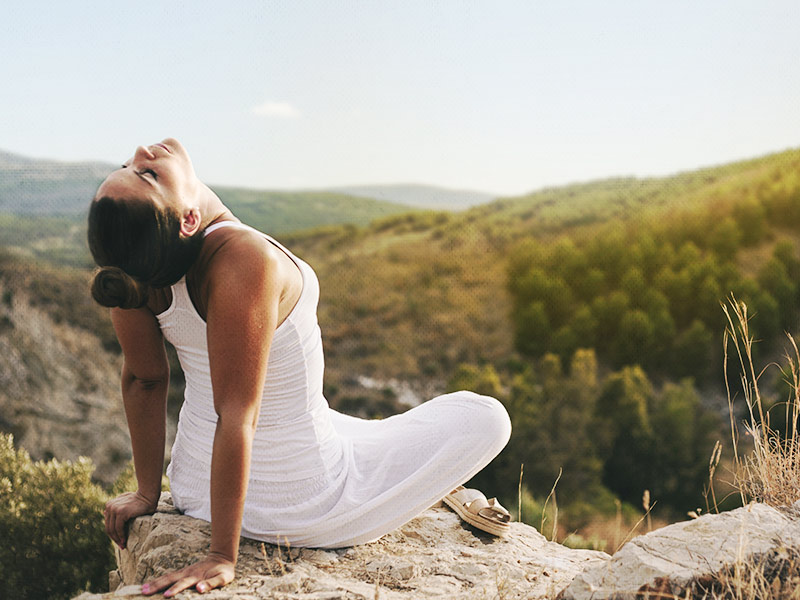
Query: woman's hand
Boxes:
[
  {"xmin": 141, "ymin": 553, "xmax": 235, "ymax": 596},
  {"xmin": 104, "ymin": 490, "xmax": 159, "ymax": 550}
]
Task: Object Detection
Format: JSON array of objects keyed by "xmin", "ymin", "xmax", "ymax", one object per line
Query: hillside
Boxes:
[
  {"xmin": 279, "ymin": 147, "xmax": 800, "ymax": 401},
  {"xmin": 209, "ymin": 185, "xmax": 412, "ymax": 234},
  {"xmin": 0, "ymin": 251, "xmax": 129, "ymax": 484}
]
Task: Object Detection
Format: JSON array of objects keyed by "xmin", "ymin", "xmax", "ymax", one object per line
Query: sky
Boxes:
[{"xmin": 2, "ymin": 1, "xmax": 799, "ymax": 196}]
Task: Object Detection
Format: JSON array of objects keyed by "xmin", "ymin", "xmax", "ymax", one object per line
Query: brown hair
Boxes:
[{"xmin": 87, "ymin": 195, "xmax": 204, "ymax": 309}]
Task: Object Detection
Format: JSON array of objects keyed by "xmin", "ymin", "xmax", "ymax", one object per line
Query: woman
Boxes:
[{"xmin": 91, "ymin": 138, "xmax": 511, "ymax": 596}]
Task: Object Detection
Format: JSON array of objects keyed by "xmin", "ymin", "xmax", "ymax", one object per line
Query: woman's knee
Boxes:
[{"xmin": 443, "ymin": 390, "xmax": 512, "ymax": 449}]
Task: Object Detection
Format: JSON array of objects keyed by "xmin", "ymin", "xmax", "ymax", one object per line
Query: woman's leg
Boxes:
[{"xmin": 315, "ymin": 390, "xmax": 511, "ymax": 547}]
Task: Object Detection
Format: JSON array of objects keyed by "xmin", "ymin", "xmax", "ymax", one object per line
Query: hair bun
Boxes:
[{"xmin": 91, "ymin": 266, "xmax": 148, "ymax": 309}]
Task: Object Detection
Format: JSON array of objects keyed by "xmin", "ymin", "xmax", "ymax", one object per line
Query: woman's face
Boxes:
[{"xmin": 95, "ymin": 138, "xmax": 198, "ymax": 210}]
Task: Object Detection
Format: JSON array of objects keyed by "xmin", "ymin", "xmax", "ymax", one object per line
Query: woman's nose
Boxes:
[{"xmin": 133, "ymin": 145, "xmax": 155, "ymax": 161}]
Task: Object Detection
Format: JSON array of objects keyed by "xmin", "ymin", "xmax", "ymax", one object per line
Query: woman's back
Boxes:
[{"xmin": 161, "ymin": 223, "xmax": 344, "ymax": 508}]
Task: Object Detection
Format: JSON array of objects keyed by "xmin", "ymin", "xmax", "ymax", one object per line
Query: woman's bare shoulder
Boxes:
[{"xmin": 202, "ymin": 226, "xmax": 283, "ymax": 279}]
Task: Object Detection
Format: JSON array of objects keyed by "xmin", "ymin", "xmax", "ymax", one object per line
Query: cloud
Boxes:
[{"xmin": 251, "ymin": 101, "xmax": 301, "ymax": 119}]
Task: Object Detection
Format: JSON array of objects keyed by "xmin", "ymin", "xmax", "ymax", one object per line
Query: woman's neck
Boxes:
[{"xmin": 197, "ymin": 183, "xmax": 239, "ymax": 229}]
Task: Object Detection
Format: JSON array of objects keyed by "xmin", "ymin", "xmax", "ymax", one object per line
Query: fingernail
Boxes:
[
  {"xmin": 197, "ymin": 583, "xmax": 207, "ymax": 593},
  {"xmin": 141, "ymin": 584, "xmax": 150, "ymax": 594},
  {"xmin": 164, "ymin": 592, "xmax": 172, "ymax": 598}
]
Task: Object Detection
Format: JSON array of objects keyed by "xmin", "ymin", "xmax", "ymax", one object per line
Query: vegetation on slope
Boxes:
[
  {"xmin": 212, "ymin": 186, "xmax": 413, "ymax": 234},
  {"xmin": 0, "ymin": 435, "xmax": 112, "ymax": 600}
]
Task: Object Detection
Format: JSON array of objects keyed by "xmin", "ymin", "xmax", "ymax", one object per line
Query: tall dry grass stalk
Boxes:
[
  {"xmin": 722, "ymin": 295, "xmax": 800, "ymax": 507},
  {"xmin": 541, "ymin": 468, "xmax": 562, "ymax": 542}
]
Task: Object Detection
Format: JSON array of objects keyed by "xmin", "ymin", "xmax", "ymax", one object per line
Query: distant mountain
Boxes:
[
  {"xmin": 334, "ymin": 184, "xmax": 496, "ymax": 211},
  {"xmin": 0, "ymin": 150, "xmax": 113, "ymax": 215}
]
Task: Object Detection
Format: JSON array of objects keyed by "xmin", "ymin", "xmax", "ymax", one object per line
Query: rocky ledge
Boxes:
[{"xmin": 73, "ymin": 494, "xmax": 800, "ymax": 600}]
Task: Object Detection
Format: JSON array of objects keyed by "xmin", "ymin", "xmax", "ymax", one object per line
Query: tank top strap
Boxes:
[
  {"xmin": 204, "ymin": 220, "xmax": 250, "ymax": 237},
  {"xmin": 203, "ymin": 221, "xmax": 300, "ymax": 267}
]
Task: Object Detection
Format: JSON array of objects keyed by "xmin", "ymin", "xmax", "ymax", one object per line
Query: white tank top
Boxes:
[{"xmin": 159, "ymin": 222, "xmax": 343, "ymax": 482}]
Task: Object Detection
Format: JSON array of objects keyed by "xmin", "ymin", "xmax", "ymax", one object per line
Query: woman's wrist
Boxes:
[
  {"xmin": 208, "ymin": 549, "xmax": 237, "ymax": 565},
  {"xmin": 135, "ymin": 488, "xmax": 161, "ymax": 509}
]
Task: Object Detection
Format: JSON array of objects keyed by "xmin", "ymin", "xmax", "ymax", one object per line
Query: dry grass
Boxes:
[{"xmin": 722, "ymin": 296, "xmax": 800, "ymax": 508}]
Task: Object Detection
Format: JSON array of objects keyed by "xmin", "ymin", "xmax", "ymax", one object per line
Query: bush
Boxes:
[{"xmin": 0, "ymin": 434, "xmax": 113, "ymax": 600}]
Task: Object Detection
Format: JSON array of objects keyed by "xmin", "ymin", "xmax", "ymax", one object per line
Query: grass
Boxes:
[{"xmin": 722, "ymin": 296, "xmax": 800, "ymax": 508}]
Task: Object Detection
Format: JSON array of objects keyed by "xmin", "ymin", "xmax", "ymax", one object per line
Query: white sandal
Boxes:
[{"xmin": 443, "ymin": 486, "xmax": 511, "ymax": 536}]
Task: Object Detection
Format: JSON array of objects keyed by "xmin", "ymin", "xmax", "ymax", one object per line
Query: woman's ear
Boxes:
[{"xmin": 179, "ymin": 207, "xmax": 202, "ymax": 238}]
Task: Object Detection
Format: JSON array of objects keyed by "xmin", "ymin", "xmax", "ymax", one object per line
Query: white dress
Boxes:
[{"xmin": 161, "ymin": 221, "xmax": 511, "ymax": 548}]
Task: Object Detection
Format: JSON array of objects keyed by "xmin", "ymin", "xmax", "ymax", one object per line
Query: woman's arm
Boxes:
[
  {"xmin": 143, "ymin": 236, "xmax": 285, "ymax": 597},
  {"xmin": 104, "ymin": 306, "xmax": 169, "ymax": 549},
  {"xmin": 206, "ymin": 241, "xmax": 280, "ymax": 561}
]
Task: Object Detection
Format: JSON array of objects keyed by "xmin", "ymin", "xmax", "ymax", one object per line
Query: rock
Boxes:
[
  {"xmin": 559, "ymin": 500, "xmax": 800, "ymax": 599},
  {"xmin": 101, "ymin": 493, "xmax": 608, "ymax": 599},
  {"xmin": 72, "ymin": 493, "xmax": 800, "ymax": 599}
]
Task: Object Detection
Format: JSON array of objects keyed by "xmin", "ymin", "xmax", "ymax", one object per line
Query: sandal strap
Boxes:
[
  {"xmin": 478, "ymin": 501, "xmax": 511, "ymax": 523},
  {"xmin": 466, "ymin": 497, "xmax": 511, "ymax": 521},
  {"xmin": 448, "ymin": 487, "xmax": 485, "ymax": 505},
  {"xmin": 447, "ymin": 486, "xmax": 512, "ymax": 524}
]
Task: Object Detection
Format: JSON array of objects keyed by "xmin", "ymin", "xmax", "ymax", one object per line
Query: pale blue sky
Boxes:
[{"xmin": 2, "ymin": 1, "xmax": 799, "ymax": 196}]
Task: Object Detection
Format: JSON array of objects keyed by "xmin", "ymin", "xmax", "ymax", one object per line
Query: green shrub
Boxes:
[{"xmin": 0, "ymin": 434, "xmax": 113, "ymax": 600}]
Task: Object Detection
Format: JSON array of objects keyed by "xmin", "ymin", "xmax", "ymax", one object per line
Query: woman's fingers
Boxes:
[
  {"xmin": 104, "ymin": 502, "xmax": 124, "ymax": 549},
  {"xmin": 163, "ymin": 576, "xmax": 199, "ymax": 598},
  {"xmin": 104, "ymin": 504, "xmax": 127, "ymax": 549},
  {"xmin": 113, "ymin": 509, "xmax": 129, "ymax": 549},
  {"xmin": 197, "ymin": 571, "xmax": 233, "ymax": 593},
  {"xmin": 141, "ymin": 570, "xmax": 183, "ymax": 596},
  {"xmin": 142, "ymin": 557, "xmax": 235, "ymax": 596},
  {"xmin": 104, "ymin": 492, "xmax": 157, "ymax": 549}
]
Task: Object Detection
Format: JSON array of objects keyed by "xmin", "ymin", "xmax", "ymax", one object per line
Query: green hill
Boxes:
[{"xmin": 282, "ymin": 147, "xmax": 800, "ymax": 393}]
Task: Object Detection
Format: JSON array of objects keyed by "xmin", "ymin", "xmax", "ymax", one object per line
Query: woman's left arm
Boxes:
[{"xmin": 142, "ymin": 239, "xmax": 282, "ymax": 597}]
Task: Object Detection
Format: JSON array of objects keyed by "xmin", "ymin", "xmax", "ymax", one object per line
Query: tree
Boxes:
[
  {"xmin": 513, "ymin": 301, "xmax": 551, "ymax": 356},
  {"xmin": 671, "ymin": 319, "xmax": 714, "ymax": 380},
  {"xmin": 594, "ymin": 366, "xmax": 654, "ymax": 504},
  {"xmin": 447, "ymin": 363, "xmax": 503, "ymax": 398},
  {"xmin": 758, "ymin": 257, "xmax": 797, "ymax": 328},
  {"xmin": 610, "ymin": 309, "xmax": 656, "ymax": 369},
  {"xmin": 649, "ymin": 380, "xmax": 719, "ymax": 510},
  {"xmin": 732, "ymin": 197, "xmax": 767, "ymax": 246},
  {"xmin": 708, "ymin": 217, "xmax": 742, "ymax": 258}
]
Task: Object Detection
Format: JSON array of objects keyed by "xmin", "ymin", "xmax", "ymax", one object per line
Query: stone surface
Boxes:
[
  {"xmin": 559, "ymin": 500, "xmax": 800, "ymax": 599},
  {"xmin": 100, "ymin": 493, "xmax": 609, "ymax": 599},
  {"xmin": 70, "ymin": 493, "xmax": 800, "ymax": 599}
]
